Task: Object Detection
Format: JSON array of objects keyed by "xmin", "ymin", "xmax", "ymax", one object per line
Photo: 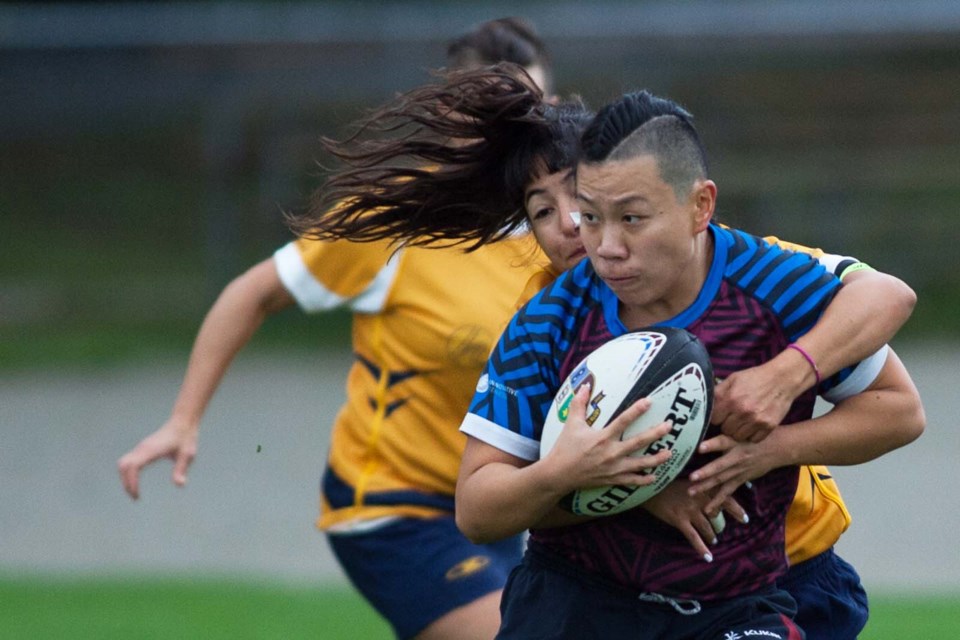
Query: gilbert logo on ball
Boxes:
[{"xmin": 539, "ymin": 328, "xmax": 714, "ymax": 516}]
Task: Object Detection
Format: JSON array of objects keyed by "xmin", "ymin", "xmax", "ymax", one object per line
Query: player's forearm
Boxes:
[
  {"xmin": 761, "ymin": 350, "xmax": 924, "ymax": 467},
  {"xmin": 170, "ymin": 259, "xmax": 294, "ymax": 425},
  {"xmin": 456, "ymin": 459, "xmax": 577, "ymax": 544},
  {"xmin": 795, "ymin": 271, "xmax": 915, "ymax": 382},
  {"xmin": 762, "ymin": 393, "xmax": 920, "ymax": 467}
]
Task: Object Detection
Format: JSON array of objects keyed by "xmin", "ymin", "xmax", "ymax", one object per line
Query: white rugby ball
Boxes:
[{"xmin": 539, "ymin": 328, "xmax": 714, "ymax": 516}]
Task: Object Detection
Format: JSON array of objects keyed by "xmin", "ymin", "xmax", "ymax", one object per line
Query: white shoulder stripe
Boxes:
[
  {"xmin": 460, "ymin": 413, "xmax": 541, "ymax": 461},
  {"xmin": 349, "ymin": 249, "xmax": 403, "ymax": 313},
  {"xmin": 822, "ymin": 344, "xmax": 889, "ymax": 404},
  {"xmin": 273, "ymin": 242, "xmax": 402, "ymax": 314}
]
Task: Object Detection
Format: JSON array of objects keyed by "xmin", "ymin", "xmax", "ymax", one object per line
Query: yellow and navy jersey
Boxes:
[
  {"xmin": 787, "ymin": 465, "xmax": 852, "ymax": 564},
  {"xmin": 274, "ymin": 234, "xmax": 546, "ymax": 530}
]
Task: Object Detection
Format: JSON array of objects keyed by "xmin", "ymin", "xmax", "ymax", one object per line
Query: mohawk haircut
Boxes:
[{"xmin": 580, "ymin": 90, "xmax": 709, "ymax": 198}]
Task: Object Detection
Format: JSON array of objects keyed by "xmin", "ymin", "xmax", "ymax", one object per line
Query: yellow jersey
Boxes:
[{"xmin": 275, "ymin": 234, "xmax": 546, "ymax": 530}]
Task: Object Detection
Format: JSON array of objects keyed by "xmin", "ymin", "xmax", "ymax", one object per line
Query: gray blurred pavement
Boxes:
[
  {"xmin": 0, "ymin": 349, "xmax": 355, "ymax": 585},
  {"xmin": 1, "ymin": 342, "xmax": 957, "ymax": 592},
  {"xmin": 829, "ymin": 341, "xmax": 960, "ymax": 593}
]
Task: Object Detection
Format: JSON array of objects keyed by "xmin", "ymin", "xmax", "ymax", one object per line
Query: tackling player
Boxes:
[{"xmin": 118, "ymin": 19, "xmax": 556, "ymax": 640}]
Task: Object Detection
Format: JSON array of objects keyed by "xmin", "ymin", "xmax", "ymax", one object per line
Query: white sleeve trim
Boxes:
[
  {"xmin": 460, "ymin": 413, "xmax": 541, "ymax": 461},
  {"xmin": 822, "ymin": 344, "xmax": 889, "ymax": 404},
  {"xmin": 272, "ymin": 242, "xmax": 402, "ymax": 314},
  {"xmin": 274, "ymin": 243, "xmax": 345, "ymax": 312},
  {"xmin": 816, "ymin": 252, "xmax": 857, "ymax": 277}
]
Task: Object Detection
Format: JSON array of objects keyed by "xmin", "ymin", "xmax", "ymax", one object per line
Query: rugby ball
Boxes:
[{"xmin": 539, "ymin": 328, "xmax": 713, "ymax": 516}]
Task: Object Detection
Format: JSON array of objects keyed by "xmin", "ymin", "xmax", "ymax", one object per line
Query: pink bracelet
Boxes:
[{"xmin": 787, "ymin": 343, "xmax": 821, "ymax": 386}]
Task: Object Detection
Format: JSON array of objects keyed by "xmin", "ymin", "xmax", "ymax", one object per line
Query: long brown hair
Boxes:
[{"xmin": 288, "ymin": 64, "xmax": 590, "ymax": 249}]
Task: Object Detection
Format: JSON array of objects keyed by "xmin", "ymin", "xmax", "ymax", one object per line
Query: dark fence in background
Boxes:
[{"xmin": 2, "ymin": 1, "xmax": 958, "ymax": 353}]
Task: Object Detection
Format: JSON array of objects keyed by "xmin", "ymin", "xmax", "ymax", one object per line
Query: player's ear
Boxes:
[{"xmin": 691, "ymin": 179, "xmax": 716, "ymax": 233}]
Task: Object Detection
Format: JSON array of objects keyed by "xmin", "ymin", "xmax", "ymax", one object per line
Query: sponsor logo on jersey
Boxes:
[
  {"xmin": 481, "ymin": 378, "xmax": 519, "ymax": 397},
  {"xmin": 724, "ymin": 631, "xmax": 783, "ymax": 639},
  {"xmin": 445, "ymin": 555, "xmax": 491, "ymax": 581},
  {"xmin": 447, "ymin": 324, "xmax": 494, "ymax": 368},
  {"xmin": 476, "ymin": 373, "xmax": 523, "ymax": 398}
]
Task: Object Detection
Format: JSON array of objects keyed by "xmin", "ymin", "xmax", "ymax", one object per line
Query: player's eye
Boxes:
[{"xmin": 533, "ymin": 207, "xmax": 554, "ymax": 220}]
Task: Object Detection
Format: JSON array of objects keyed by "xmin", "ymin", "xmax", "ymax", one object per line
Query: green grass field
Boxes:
[
  {"xmin": 1, "ymin": 575, "xmax": 957, "ymax": 639},
  {"xmin": 0, "ymin": 576, "xmax": 391, "ymax": 640}
]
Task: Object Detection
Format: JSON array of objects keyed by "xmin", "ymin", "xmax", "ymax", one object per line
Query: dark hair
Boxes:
[
  {"xmin": 288, "ymin": 65, "xmax": 590, "ymax": 249},
  {"xmin": 447, "ymin": 17, "xmax": 552, "ymax": 90},
  {"xmin": 580, "ymin": 90, "xmax": 709, "ymax": 197}
]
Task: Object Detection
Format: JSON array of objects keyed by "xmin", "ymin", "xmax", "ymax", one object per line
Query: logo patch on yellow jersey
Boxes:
[
  {"xmin": 447, "ymin": 324, "xmax": 495, "ymax": 368},
  {"xmin": 445, "ymin": 555, "xmax": 491, "ymax": 581}
]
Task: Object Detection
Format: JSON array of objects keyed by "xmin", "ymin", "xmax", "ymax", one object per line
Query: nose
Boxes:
[
  {"xmin": 561, "ymin": 209, "xmax": 580, "ymax": 235},
  {"xmin": 595, "ymin": 225, "xmax": 627, "ymax": 259},
  {"xmin": 559, "ymin": 192, "xmax": 580, "ymax": 234}
]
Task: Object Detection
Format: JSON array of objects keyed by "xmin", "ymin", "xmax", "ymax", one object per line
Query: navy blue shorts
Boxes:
[
  {"xmin": 326, "ymin": 516, "xmax": 524, "ymax": 640},
  {"xmin": 498, "ymin": 546, "xmax": 804, "ymax": 640},
  {"xmin": 778, "ymin": 547, "xmax": 868, "ymax": 640}
]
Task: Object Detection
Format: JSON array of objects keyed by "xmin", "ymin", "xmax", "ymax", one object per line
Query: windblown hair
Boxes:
[
  {"xmin": 580, "ymin": 90, "xmax": 709, "ymax": 198},
  {"xmin": 288, "ymin": 65, "xmax": 590, "ymax": 249},
  {"xmin": 446, "ymin": 17, "xmax": 552, "ymax": 92}
]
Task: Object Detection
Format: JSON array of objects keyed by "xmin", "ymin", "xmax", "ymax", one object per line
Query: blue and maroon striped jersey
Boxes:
[{"xmin": 460, "ymin": 224, "xmax": 887, "ymax": 601}]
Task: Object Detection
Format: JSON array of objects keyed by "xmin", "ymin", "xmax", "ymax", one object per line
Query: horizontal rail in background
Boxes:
[{"xmin": 2, "ymin": 0, "xmax": 960, "ymax": 50}]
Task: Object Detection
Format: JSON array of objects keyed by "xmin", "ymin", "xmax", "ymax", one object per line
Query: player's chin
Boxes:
[{"xmin": 602, "ymin": 280, "xmax": 650, "ymax": 307}]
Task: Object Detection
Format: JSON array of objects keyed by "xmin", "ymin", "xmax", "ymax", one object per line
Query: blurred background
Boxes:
[{"xmin": 2, "ymin": 0, "xmax": 959, "ymax": 636}]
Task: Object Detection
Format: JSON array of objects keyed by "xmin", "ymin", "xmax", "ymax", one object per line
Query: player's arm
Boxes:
[
  {"xmin": 688, "ymin": 347, "xmax": 925, "ymax": 512},
  {"xmin": 455, "ymin": 389, "xmax": 672, "ymax": 543},
  {"xmin": 794, "ymin": 266, "xmax": 915, "ymax": 386},
  {"xmin": 117, "ymin": 257, "xmax": 295, "ymax": 499},
  {"xmin": 713, "ymin": 265, "xmax": 916, "ymax": 443}
]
